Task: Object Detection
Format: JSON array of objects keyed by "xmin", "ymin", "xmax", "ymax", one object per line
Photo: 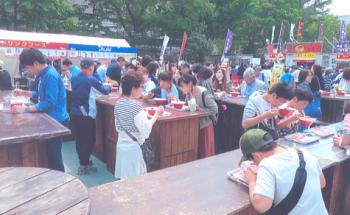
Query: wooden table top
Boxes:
[
  {"xmin": 0, "ymin": 91, "xmax": 71, "ymax": 146},
  {"xmin": 278, "ymin": 123, "xmax": 349, "ymax": 169},
  {"xmin": 321, "ymin": 94, "xmax": 350, "ymax": 101},
  {"xmin": 0, "ymin": 167, "xmax": 90, "ymax": 215},
  {"xmin": 215, "ymin": 96, "xmax": 248, "ymax": 107},
  {"xmin": 89, "ymin": 150, "xmax": 251, "ymax": 215},
  {"xmin": 95, "ymin": 93, "xmax": 210, "ymax": 122},
  {"xmin": 89, "ymin": 123, "xmax": 350, "ymax": 215}
]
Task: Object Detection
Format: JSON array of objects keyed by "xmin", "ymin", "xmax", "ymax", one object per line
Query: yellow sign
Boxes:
[
  {"xmin": 296, "ymin": 53, "xmax": 317, "ymax": 59},
  {"xmin": 270, "ymin": 63, "xmax": 284, "ymax": 87}
]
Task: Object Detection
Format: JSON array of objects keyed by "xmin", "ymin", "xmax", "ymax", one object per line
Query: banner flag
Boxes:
[{"xmin": 160, "ymin": 34, "xmax": 170, "ymax": 61}]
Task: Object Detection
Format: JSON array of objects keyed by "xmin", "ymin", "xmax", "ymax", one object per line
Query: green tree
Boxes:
[{"xmin": 0, "ymin": 0, "xmax": 76, "ymax": 32}]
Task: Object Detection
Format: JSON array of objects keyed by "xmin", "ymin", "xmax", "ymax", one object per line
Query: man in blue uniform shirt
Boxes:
[
  {"xmin": 13, "ymin": 48, "xmax": 69, "ymax": 171},
  {"xmin": 70, "ymin": 58, "xmax": 111, "ymax": 175}
]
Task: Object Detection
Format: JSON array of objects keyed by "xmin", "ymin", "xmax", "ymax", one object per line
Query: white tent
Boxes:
[{"xmin": 0, "ymin": 30, "xmax": 131, "ymax": 48}]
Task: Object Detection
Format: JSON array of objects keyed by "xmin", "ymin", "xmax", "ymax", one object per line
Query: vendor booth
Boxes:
[{"xmin": 0, "ymin": 30, "xmax": 137, "ymax": 78}]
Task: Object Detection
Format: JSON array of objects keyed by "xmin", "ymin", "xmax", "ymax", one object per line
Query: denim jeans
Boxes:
[{"xmin": 45, "ymin": 120, "xmax": 68, "ymax": 172}]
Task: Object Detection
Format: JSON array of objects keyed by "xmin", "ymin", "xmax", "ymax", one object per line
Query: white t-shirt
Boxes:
[
  {"xmin": 261, "ymin": 69, "xmax": 271, "ymax": 85},
  {"xmin": 144, "ymin": 79, "xmax": 156, "ymax": 93},
  {"xmin": 292, "ymin": 69, "xmax": 300, "ymax": 82},
  {"xmin": 254, "ymin": 148, "xmax": 328, "ymax": 215}
]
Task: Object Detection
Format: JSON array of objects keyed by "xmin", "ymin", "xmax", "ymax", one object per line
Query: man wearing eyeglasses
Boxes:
[{"xmin": 13, "ymin": 48, "xmax": 69, "ymax": 172}]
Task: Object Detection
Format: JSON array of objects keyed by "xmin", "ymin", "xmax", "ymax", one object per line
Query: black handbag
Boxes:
[
  {"xmin": 116, "ymin": 114, "xmax": 155, "ymax": 169},
  {"xmin": 264, "ymin": 149, "xmax": 307, "ymax": 215},
  {"xmin": 201, "ymin": 91, "xmax": 219, "ymax": 125}
]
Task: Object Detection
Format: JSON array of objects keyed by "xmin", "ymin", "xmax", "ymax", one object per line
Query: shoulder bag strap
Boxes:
[
  {"xmin": 264, "ymin": 149, "xmax": 307, "ymax": 215},
  {"xmin": 115, "ymin": 111, "xmax": 139, "ymax": 143}
]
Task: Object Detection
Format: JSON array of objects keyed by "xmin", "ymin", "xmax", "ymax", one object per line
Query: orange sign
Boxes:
[
  {"xmin": 286, "ymin": 43, "xmax": 323, "ymax": 54},
  {"xmin": 0, "ymin": 39, "xmax": 68, "ymax": 49},
  {"xmin": 336, "ymin": 54, "xmax": 350, "ymax": 60}
]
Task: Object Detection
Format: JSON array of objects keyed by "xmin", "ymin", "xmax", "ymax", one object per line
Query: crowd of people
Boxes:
[{"xmin": 3, "ymin": 48, "xmax": 350, "ymax": 214}]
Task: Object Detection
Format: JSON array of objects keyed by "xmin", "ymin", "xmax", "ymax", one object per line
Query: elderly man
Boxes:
[{"xmin": 238, "ymin": 67, "xmax": 268, "ymax": 97}]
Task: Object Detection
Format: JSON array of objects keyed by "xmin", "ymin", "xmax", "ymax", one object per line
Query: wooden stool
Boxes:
[{"xmin": 0, "ymin": 167, "xmax": 90, "ymax": 215}]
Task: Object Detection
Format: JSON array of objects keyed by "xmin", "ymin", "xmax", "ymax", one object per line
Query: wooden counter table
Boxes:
[
  {"xmin": 89, "ymin": 123, "xmax": 350, "ymax": 215},
  {"xmin": 215, "ymin": 95, "xmax": 248, "ymax": 153},
  {"xmin": 0, "ymin": 167, "xmax": 90, "ymax": 214},
  {"xmin": 89, "ymin": 150, "xmax": 256, "ymax": 215},
  {"xmin": 320, "ymin": 94, "xmax": 350, "ymax": 123},
  {"xmin": 94, "ymin": 93, "xmax": 209, "ymax": 173},
  {"xmin": 0, "ymin": 91, "xmax": 71, "ymax": 168}
]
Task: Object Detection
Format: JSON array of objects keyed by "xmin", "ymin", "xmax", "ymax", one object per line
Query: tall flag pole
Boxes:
[
  {"xmin": 318, "ymin": 21, "xmax": 325, "ymax": 42},
  {"xmin": 277, "ymin": 22, "xmax": 285, "ymax": 53},
  {"xmin": 221, "ymin": 29, "xmax": 234, "ymax": 63},
  {"xmin": 179, "ymin": 32, "xmax": 188, "ymax": 61},
  {"xmin": 339, "ymin": 20, "xmax": 347, "ymax": 42},
  {"xmin": 271, "ymin": 25, "xmax": 276, "ymax": 44},
  {"xmin": 289, "ymin": 23, "xmax": 295, "ymax": 42},
  {"xmin": 297, "ymin": 19, "xmax": 304, "ymax": 41},
  {"xmin": 160, "ymin": 34, "xmax": 170, "ymax": 61}
]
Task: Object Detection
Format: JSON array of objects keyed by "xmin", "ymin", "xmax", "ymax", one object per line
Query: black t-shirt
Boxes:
[
  {"xmin": 106, "ymin": 63, "xmax": 122, "ymax": 82},
  {"xmin": 0, "ymin": 70, "xmax": 13, "ymax": 90}
]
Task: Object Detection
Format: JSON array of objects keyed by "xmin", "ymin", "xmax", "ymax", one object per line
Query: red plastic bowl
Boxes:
[
  {"xmin": 299, "ymin": 117, "xmax": 313, "ymax": 127},
  {"xmin": 337, "ymin": 91, "xmax": 346, "ymax": 96},
  {"xmin": 172, "ymin": 101, "xmax": 185, "ymax": 109},
  {"xmin": 146, "ymin": 108, "xmax": 156, "ymax": 116},
  {"xmin": 321, "ymin": 91, "xmax": 331, "ymax": 96},
  {"xmin": 154, "ymin": 98, "xmax": 167, "ymax": 106},
  {"xmin": 279, "ymin": 108, "xmax": 294, "ymax": 116},
  {"xmin": 230, "ymin": 91, "xmax": 240, "ymax": 97}
]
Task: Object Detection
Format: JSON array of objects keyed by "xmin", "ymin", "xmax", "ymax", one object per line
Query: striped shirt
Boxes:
[{"xmin": 114, "ymin": 98, "xmax": 143, "ymax": 133}]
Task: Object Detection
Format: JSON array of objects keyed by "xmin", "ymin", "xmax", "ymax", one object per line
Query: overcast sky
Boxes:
[{"xmin": 328, "ymin": 0, "xmax": 350, "ymax": 16}]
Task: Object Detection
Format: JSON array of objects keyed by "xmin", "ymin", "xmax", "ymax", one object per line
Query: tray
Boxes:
[
  {"xmin": 227, "ymin": 168, "xmax": 247, "ymax": 187},
  {"xmin": 284, "ymin": 133, "xmax": 319, "ymax": 145}
]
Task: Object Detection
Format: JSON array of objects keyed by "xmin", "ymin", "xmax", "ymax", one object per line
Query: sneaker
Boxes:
[
  {"xmin": 87, "ymin": 160, "xmax": 98, "ymax": 173},
  {"xmin": 77, "ymin": 165, "xmax": 88, "ymax": 175}
]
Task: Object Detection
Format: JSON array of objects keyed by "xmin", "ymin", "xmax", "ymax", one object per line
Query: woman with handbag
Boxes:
[
  {"xmin": 178, "ymin": 73, "xmax": 218, "ymax": 158},
  {"xmin": 114, "ymin": 71, "xmax": 164, "ymax": 179}
]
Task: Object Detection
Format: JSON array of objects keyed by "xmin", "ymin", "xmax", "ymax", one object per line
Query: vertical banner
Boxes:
[
  {"xmin": 160, "ymin": 34, "xmax": 170, "ymax": 61},
  {"xmin": 290, "ymin": 23, "xmax": 295, "ymax": 42},
  {"xmin": 297, "ymin": 19, "xmax": 304, "ymax": 38},
  {"xmin": 277, "ymin": 23, "xmax": 285, "ymax": 53},
  {"xmin": 179, "ymin": 32, "xmax": 188, "ymax": 60},
  {"xmin": 339, "ymin": 20, "xmax": 347, "ymax": 42},
  {"xmin": 224, "ymin": 29, "xmax": 234, "ymax": 55},
  {"xmin": 318, "ymin": 21, "xmax": 325, "ymax": 41},
  {"xmin": 221, "ymin": 29, "xmax": 234, "ymax": 62},
  {"xmin": 271, "ymin": 25, "xmax": 276, "ymax": 44}
]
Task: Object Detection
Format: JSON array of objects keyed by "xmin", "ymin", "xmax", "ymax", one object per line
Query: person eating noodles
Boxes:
[
  {"xmin": 333, "ymin": 102, "xmax": 350, "ymax": 148},
  {"xmin": 276, "ymin": 88, "xmax": 313, "ymax": 136},
  {"xmin": 242, "ymin": 82, "xmax": 293, "ymax": 140},
  {"xmin": 178, "ymin": 73, "xmax": 218, "ymax": 158},
  {"xmin": 143, "ymin": 72, "xmax": 185, "ymax": 103}
]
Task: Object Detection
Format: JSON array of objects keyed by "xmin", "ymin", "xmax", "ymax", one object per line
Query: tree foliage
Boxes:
[
  {"xmin": 0, "ymin": 0, "xmax": 76, "ymax": 32},
  {"xmin": 0, "ymin": 0, "xmax": 344, "ymax": 61}
]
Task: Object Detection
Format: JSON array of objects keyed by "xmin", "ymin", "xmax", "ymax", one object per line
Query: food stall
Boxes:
[
  {"xmin": 285, "ymin": 42, "xmax": 323, "ymax": 68},
  {"xmin": 0, "ymin": 30, "xmax": 137, "ymax": 79}
]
